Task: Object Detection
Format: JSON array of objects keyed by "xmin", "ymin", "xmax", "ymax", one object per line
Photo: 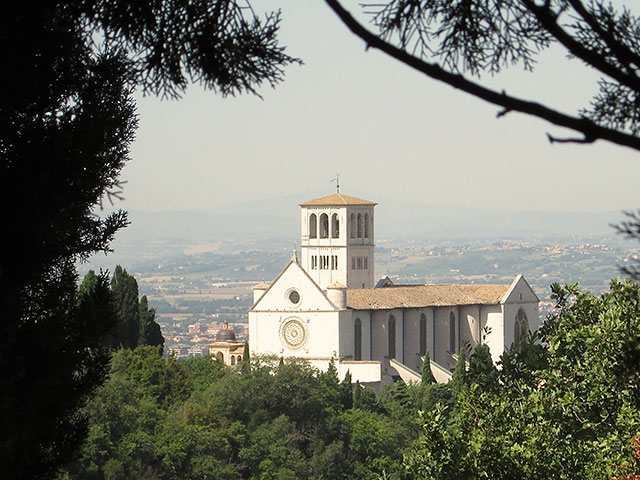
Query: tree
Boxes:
[
  {"xmin": 83, "ymin": 266, "xmax": 163, "ymax": 351},
  {"xmin": 421, "ymin": 351, "xmax": 436, "ymax": 385},
  {"xmin": 242, "ymin": 342, "xmax": 250, "ymax": 364},
  {"xmin": 340, "ymin": 370, "xmax": 354, "ymax": 410},
  {"xmin": 404, "ymin": 279, "xmax": 640, "ymax": 480},
  {"xmin": 0, "ymin": 1, "xmax": 297, "ymax": 477},
  {"xmin": 64, "ymin": 352, "xmax": 419, "ymax": 480},
  {"xmin": 109, "ymin": 266, "xmax": 164, "ymax": 351},
  {"xmin": 0, "ymin": 263, "xmax": 118, "ymax": 480},
  {"xmin": 615, "ymin": 210, "xmax": 640, "ymax": 280},
  {"xmin": 466, "ymin": 343, "xmax": 499, "ymax": 391},
  {"xmin": 449, "ymin": 349, "xmax": 467, "ymax": 394},
  {"xmin": 325, "ymin": 0, "xmax": 640, "ymax": 151},
  {"xmin": 139, "ymin": 296, "xmax": 164, "ymax": 350},
  {"xmin": 110, "ymin": 265, "xmax": 141, "ymax": 349}
]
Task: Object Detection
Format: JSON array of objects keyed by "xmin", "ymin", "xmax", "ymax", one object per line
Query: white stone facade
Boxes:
[{"xmin": 249, "ymin": 193, "xmax": 539, "ymax": 386}]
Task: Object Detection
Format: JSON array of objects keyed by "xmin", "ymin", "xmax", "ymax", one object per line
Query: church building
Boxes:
[{"xmin": 248, "ymin": 193, "xmax": 539, "ymax": 386}]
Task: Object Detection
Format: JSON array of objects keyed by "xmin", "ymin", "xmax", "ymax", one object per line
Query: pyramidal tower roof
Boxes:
[{"xmin": 299, "ymin": 193, "xmax": 377, "ymax": 207}]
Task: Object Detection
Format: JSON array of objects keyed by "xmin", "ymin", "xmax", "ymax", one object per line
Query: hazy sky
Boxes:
[{"xmin": 120, "ymin": 1, "xmax": 640, "ymax": 217}]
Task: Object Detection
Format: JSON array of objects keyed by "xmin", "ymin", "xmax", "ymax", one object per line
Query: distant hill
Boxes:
[
  {"xmin": 82, "ymin": 199, "xmax": 626, "ymax": 273},
  {"xmin": 116, "ymin": 196, "xmax": 622, "ymax": 241}
]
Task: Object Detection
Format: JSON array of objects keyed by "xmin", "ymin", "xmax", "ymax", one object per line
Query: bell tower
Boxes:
[{"xmin": 299, "ymin": 193, "xmax": 376, "ymax": 290}]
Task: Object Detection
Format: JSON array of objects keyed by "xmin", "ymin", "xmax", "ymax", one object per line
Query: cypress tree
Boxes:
[
  {"xmin": 139, "ymin": 295, "xmax": 164, "ymax": 352},
  {"xmin": 450, "ymin": 350, "xmax": 468, "ymax": 394},
  {"xmin": 421, "ymin": 351, "xmax": 436, "ymax": 384},
  {"xmin": 241, "ymin": 343, "xmax": 250, "ymax": 373},
  {"xmin": 468, "ymin": 344, "xmax": 499, "ymax": 390},
  {"xmin": 110, "ymin": 266, "xmax": 140, "ymax": 349},
  {"xmin": 353, "ymin": 380, "xmax": 362, "ymax": 409},
  {"xmin": 325, "ymin": 357, "xmax": 339, "ymax": 387},
  {"xmin": 340, "ymin": 371, "xmax": 353, "ymax": 409}
]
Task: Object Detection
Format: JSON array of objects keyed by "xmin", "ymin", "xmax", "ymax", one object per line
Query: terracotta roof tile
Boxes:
[
  {"xmin": 299, "ymin": 193, "xmax": 376, "ymax": 206},
  {"xmin": 347, "ymin": 283, "xmax": 510, "ymax": 310}
]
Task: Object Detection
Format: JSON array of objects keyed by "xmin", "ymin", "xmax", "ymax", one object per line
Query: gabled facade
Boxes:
[{"xmin": 248, "ymin": 193, "xmax": 540, "ymax": 386}]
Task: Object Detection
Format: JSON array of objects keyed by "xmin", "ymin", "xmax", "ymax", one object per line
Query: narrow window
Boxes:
[
  {"xmin": 331, "ymin": 256, "xmax": 335, "ymax": 270},
  {"xmin": 449, "ymin": 312, "xmax": 456, "ymax": 353},
  {"xmin": 354, "ymin": 318, "xmax": 362, "ymax": 361},
  {"xmin": 320, "ymin": 213, "xmax": 329, "ymax": 238},
  {"xmin": 515, "ymin": 308, "xmax": 529, "ymax": 343},
  {"xmin": 432, "ymin": 315, "xmax": 436, "ymax": 358},
  {"xmin": 357, "ymin": 213, "xmax": 363, "ymax": 238},
  {"xmin": 364, "ymin": 257, "xmax": 368, "ymax": 270},
  {"xmin": 364, "ymin": 213, "xmax": 370, "ymax": 238},
  {"xmin": 420, "ymin": 313, "xmax": 427, "ymax": 354},
  {"xmin": 352, "ymin": 257, "xmax": 355, "ymax": 269},
  {"xmin": 331, "ymin": 213, "xmax": 339, "ymax": 238},
  {"xmin": 309, "ymin": 214, "xmax": 317, "ymax": 238},
  {"xmin": 388, "ymin": 315, "xmax": 396, "ymax": 358},
  {"xmin": 350, "ymin": 213, "xmax": 356, "ymax": 238}
]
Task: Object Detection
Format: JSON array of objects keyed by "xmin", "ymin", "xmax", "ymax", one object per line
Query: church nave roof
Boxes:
[{"xmin": 346, "ymin": 283, "xmax": 511, "ymax": 310}]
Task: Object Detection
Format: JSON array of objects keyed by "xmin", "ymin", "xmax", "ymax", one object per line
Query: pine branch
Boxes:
[
  {"xmin": 520, "ymin": 0, "xmax": 640, "ymax": 92},
  {"xmin": 565, "ymin": 0, "xmax": 640, "ymax": 73},
  {"xmin": 324, "ymin": 0, "xmax": 640, "ymax": 151}
]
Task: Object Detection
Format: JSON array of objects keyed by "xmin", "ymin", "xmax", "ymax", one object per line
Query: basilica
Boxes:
[{"xmin": 248, "ymin": 193, "xmax": 539, "ymax": 386}]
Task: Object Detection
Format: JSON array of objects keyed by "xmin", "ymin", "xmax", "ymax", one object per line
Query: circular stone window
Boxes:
[
  {"xmin": 286, "ymin": 288, "xmax": 301, "ymax": 307},
  {"xmin": 280, "ymin": 318, "xmax": 307, "ymax": 349}
]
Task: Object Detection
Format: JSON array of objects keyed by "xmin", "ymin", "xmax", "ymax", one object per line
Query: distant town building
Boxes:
[
  {"xmin": 249, "ymin": 193, "xmax": 539, "ymax": 387},
  {"xmin": 188, "ymin": 323, "xmax": 208, "ymax": 335}
]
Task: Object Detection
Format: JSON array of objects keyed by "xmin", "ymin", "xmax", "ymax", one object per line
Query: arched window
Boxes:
[
  {"xmin": 388, "ymin": 315, "xmax": 396, "ymax": 358},
  {"xmin": 449, "ymin": 312, "xmax": 456, "ymax": 353},
  {"xmin": 331, "ymin": 213, "xmax": 339, "ymax": 238},
  {"xmin": 354, "ymin": 318, "xmax": 362, "ymax": 361},
  {"xmin": 364, "ymin": 213, "xmax": 370, "ymax": 238},
  {"xmin": 309, "ymin": 214, "xmax": 317, "ymax": 238},
  {"xmin": 357, "ymin": 213, "xmax": 363, "ymax": 238},
  {"xmin": 231, "ymin": 356, "xmax": 236, "ymax": 365},
  {"xmin": 216, "ymin": 352, "xmax": 224, "ymax": 363},
  {"xmin": 319, "ymin": 213, "xmax": 329, "ymax": 238},
  {"xmin": 350, "ymin": 213, "xmax": 356, "ymax": 238},
  {"xmin": 420, "ymin": 313, "xmax": 427, "ymax": 354},
  {"xmin": 514, "ymin": 308, "xmax": 529, "ymax": 343}
]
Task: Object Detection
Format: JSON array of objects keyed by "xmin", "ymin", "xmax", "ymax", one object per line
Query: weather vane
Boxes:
[{"xmin": 330, "ymin": 174, "xmax": 340, "ymax": 193}]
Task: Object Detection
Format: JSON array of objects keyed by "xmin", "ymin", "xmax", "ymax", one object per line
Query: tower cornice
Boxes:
[{"xmin": 299, "ymin": 193, "xmax": 377, "ymax": 207}]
